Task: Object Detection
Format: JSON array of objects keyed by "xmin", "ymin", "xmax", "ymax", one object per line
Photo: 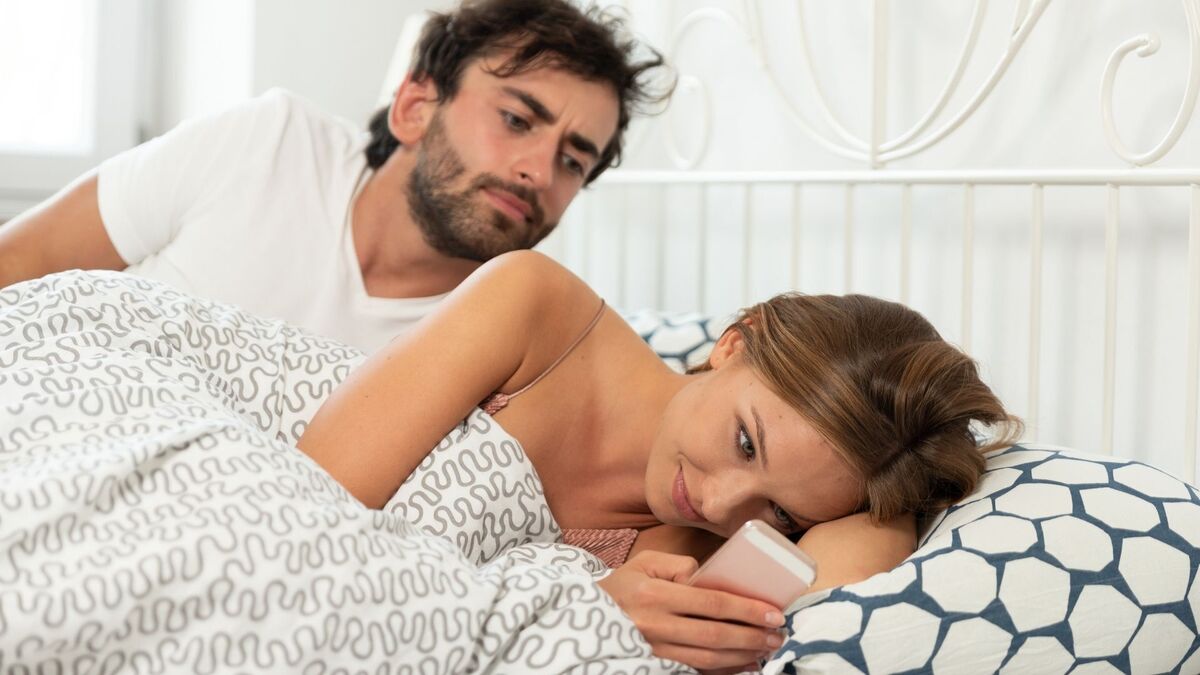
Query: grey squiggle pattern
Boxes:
[
  {"xmin": 386, "ymin": 408, "xmax": 562, "ymax": 566},
  {"xmin": 0, "ymin": 271, "xmax": 692, "ymax": 674}
]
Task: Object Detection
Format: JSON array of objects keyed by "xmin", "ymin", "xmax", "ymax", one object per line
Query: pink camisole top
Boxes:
[{"xmin": 479, "ymin": 299, "xmax": 639, "ymax": 568}]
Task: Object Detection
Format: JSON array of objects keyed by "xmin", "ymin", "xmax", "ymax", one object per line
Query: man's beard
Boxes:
[{"xmin": 406, "ymin": 114, "xmax": 551, "ymax": 262}]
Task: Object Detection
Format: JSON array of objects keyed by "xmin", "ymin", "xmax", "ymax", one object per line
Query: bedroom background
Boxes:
[{"xmin": 0, "ymin": 0, "xmax": 1197, "ymax": 484}]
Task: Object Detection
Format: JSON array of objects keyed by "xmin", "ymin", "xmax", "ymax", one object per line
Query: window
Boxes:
[{"xmin": 0, "ymin": 0, "xmax": 146, "ymax": 217}]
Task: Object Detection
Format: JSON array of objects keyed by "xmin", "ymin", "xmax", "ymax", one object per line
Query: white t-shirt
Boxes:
[{"xmin": 97, "ymin": 88, "xmax": 446, "ymax": 353}]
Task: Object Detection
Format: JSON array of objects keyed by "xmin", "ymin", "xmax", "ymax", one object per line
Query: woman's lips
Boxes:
[{"xmin": 672, "ymin": 468, "xmax": 705, "ymax": 523}]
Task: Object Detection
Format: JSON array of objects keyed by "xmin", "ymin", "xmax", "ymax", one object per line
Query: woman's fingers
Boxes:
[
  {"xmin": 624, "ymin": 551, "xmax": 784, "ymax": 627},
  {"xmin": 639, "ymin": 610, "xmax": 786, "ymax": 653},
  {"xmin": 625, "ymin": 549, "xmax": 700, "ymax": 582},
  {"xmin": 667, "ymin": 582, "xmax": 785, "ymax": 630},
  {"xmin": 652, "ymin": 642, "xmax": 765, "ymax": 674},
  {"xmin": 598, "ymin": 552, "xmax": 789, "ymax": 671}
]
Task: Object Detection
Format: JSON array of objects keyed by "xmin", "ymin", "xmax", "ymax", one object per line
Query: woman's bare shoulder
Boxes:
[{"xmin": 466, "ymin": 250, "xmax": 597, "ymax": 312}]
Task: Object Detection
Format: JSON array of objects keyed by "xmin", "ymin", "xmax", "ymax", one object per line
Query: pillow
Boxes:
[
  {"xmin": 771, "ymin": 444, "xmax": 1200, "ymax": 675},
  {"xmin": 624, "ymin": 308, "xmax": 724, "ymax": 372}
]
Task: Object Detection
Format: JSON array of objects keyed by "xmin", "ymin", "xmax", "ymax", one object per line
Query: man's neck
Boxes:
[{"xmin": 350, "ymin": 153, "xmax": 480, "ymax": 299}]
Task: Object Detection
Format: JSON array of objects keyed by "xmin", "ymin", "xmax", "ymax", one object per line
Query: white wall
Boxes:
[
  {"xmin": 154, "ymin": 0, "xmax": 255, "ymax": 134},
  {"xmin": 153, "ymin": 0, "xmax": 438, "ymax": 135},
  {"xmin": 251, "ymin": 0, "xmax": 441, "ymax": 127}
]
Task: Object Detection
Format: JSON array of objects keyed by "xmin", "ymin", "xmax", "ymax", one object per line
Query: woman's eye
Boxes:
[
  {"xmin": 501, "ymin": 110, "xmax": 529, "ymax": 131},
  {"xmin": 736, "ymin": 424, "xmax": 755, "ymax": 460},
  {"xmin": 773, "ymin": 504, "xmax": 796, "ymax": 530}
]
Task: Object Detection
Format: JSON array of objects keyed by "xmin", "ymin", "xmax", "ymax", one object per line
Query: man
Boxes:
[{"xmin": 0, "ymin": 0, "xmax": 667, "ymax": 353}]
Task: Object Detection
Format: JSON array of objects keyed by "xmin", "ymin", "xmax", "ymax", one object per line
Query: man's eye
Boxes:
[
  {"xmin": 562, "ymin": 154, "xmax": 584, "ymax": 176},
  {"xmin": 736, "ymin": 424, "xmax": 755, "ymax": 461},
  {"xmin": 501, "ymin": 111, "xmax": 529, "ymax": 131}
]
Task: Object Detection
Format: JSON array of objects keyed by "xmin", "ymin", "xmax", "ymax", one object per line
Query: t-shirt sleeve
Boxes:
[{"xmin": 96, "ymin": 89, "xmax": 294, "ymax": 265}]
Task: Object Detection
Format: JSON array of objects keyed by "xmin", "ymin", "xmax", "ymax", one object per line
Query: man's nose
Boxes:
[{"xmin": 511, "ymin": 140, "xmax": 555, "ymax": 190}]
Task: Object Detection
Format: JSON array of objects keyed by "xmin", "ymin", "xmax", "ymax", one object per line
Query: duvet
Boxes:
[{"xmin": 0, "ymin": 271, "xmax": 685, "ymax": 674}]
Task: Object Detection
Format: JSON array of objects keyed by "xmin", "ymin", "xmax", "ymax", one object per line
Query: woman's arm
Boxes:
[
  {"xmin": 297, "ymin": 250, "xmax": 597, "ymax": 509},
  {"xmin": 599, "ymin": 516, "xmax": 915, "ymax": 672},
  {"xmin": 796, "ymin": 512, "xmax": 917, "ymax": 592}
]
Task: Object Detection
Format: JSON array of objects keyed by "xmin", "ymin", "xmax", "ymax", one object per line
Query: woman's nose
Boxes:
[{"xmin": 701, "ymin": 475, "xmax": 757, "ymax": 531}]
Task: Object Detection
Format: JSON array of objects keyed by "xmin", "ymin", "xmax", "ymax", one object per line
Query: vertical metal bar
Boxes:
[
  {"xmin": 539, "ymin": 218, "xmax": 565, "ymax": 263},
  {"xmin": 900, "ymin": 184, "xmax": 912, "ymax": 304},
  {"xmin": 961, "ymin": 184, "xmax": 975, "ymax": 352},
  {"xmin": 1102, "ymin": 185, "xmax": 1120, "ymax": 455},
  {"xmin": 1028, "ymin": 185, "xmax": 1044, "ymax": 441},
  {"xmin": 566, "ymin": 201, "xmax": 582, "ymax": 272},
  {"xmin": 791, "ymin": 185, "xmax": 802, "ymax": 291},
  {"xmin": 697, "ymin": 184, "xmax": 708, "ymax": 313},
  {"xmin": 1185, "ymin": 184, "xmax": 1200, "ymax": 484},
  {"xmin": 869, "ymin": 0, "xmax": 890, "ymax": 168},
  {"xmin": 617, "ymin": 187, "xmax": 628, "ymax": 309},
  {"xmin": 656, "ymin": 187, "xmax": 666, "ymax": 310},
  {"xmin": 581, "ymin": 191, "xmax": 592, "ymax": 283},
  {"xmin": 844, "ymin": 184, "xmax": 855, "ymax": 292},
  {"xmin": 743, "ymin": 184, "xmax": 753, "ymax": 306}
]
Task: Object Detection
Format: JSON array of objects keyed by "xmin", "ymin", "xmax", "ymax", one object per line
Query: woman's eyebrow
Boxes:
[{"xmin": 752, "ymin": 406, "xmax": 769, "ymax": 468}]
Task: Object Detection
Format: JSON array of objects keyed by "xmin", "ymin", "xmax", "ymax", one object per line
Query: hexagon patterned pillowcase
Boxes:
[
  {"xmin": 771, "ymin": 443, "xmax": 1200, "ymax": 675},
  {"xmin": 624, "ymin": 308, "xmax": 723, "ymax": 372}
]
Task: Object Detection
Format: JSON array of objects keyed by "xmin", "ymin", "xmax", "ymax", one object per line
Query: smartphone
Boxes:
[{"xmin": 688, "ymin": 519, "xmax": 817, "ymax": 609}]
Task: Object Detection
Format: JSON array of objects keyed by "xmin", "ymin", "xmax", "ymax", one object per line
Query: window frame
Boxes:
[{"xmin": 0, "ymin": 0, "xmax": 148, "ymax": 219}]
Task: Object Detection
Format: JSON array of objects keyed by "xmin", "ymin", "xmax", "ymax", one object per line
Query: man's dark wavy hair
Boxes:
[{"xmin": 364, "ymin": 0, "xmax": 671, "ymax": 185}]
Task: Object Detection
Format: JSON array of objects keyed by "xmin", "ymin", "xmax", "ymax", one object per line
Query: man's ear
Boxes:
[
  {"xmin": 708, "ymin": 326, "xmax": 746, "ymax": 369},
  {"xmin": 388, "ymin": 74, "xmax": 440, "ymax": 145}
]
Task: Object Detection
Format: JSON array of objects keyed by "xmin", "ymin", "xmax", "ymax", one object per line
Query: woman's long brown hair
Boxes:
[{"xmin": 694, "ymin": 293, "xmax": 1022, "ymax": 521}]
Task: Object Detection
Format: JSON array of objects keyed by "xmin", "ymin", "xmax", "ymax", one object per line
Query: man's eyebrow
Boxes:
[
  {"xmin": 566, "ymin": 132, "xmax": 600, "ymax": 161},
  {"xmin": 501, "ymin": 86, "xmax": 601, "ymax": 160}
]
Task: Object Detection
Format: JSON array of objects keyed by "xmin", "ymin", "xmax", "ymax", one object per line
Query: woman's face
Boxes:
[{"xmin": 645, "ymin": 331, "xmax": 864, "ymax": 538}]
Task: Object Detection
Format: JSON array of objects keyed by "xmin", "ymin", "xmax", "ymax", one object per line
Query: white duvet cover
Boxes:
[{"xmin": 0, "ymin": 271, "xmax": 685, "ymax": 674}]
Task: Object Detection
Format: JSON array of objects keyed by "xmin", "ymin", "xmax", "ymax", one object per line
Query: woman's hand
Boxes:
[{"xmin": 597, "ymin": 550, "xmax": 787, "ymax": 674}]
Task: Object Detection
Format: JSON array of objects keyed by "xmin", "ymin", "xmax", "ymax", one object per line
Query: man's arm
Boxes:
[{"xmin": 0, "ymin": 173, "xmax": 126, "ymax": 289}]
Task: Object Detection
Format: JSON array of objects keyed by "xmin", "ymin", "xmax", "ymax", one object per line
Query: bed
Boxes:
[{"xmin": 2, "ymin": 2, "xmax": 1200, "ymax": 674}]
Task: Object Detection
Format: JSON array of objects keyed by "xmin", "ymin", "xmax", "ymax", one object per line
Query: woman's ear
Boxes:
[
  {"xmin": 387, "ymin": 74, "xmax": 440, "ymax": 145},
  {"xmin": 708, "ymin": 326, "xmax": 746, "ymax": 369}
]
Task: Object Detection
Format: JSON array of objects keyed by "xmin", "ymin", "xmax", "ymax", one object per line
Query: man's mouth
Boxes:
[
  {"xmin": 672, "ymin": 468, "xmax": 705, "ymax": 523},
  {"xmin": 482, "ymin": 187, "xmax": 533, "ymax": 224}
]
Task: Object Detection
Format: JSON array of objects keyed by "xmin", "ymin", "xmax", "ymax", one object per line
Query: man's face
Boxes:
[{"xmin": 406, "ymin": 56, "xmax": 621, "ymax": 262}]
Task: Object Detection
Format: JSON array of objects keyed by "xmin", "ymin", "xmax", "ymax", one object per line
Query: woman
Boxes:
[{"xmin": 298, "ymin": 250, "xmax": 1020, "ymax": 672}]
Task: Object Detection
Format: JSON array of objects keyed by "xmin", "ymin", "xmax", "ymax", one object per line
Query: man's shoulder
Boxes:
[
  {"xmin": 262, "ymin": 89, "xmax": 368, "ymax": 161},
  {"xmin": 252, "ymin": 88, "xmax": 355, "ymax": 131}
]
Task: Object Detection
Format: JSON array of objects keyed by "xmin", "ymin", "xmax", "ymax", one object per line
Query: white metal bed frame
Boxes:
[{"xmin": 542, "ymin": 0, "xmax": 1200, "ymax": 484}]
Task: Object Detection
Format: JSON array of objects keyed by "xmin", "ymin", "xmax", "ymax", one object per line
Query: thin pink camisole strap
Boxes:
[{"xmin": 480, "ymin": 298, "xmax": 606, "ymax": 415}]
